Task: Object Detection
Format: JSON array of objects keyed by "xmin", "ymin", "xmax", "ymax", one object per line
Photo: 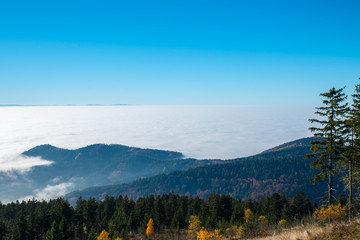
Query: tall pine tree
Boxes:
[{"xmin": 306, "ymin": 87, "xmax": 349, "ymax": 206}]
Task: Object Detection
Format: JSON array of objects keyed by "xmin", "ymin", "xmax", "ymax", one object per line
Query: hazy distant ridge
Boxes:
[
  {"xmin": 21, "ymin": 143, "xmax": 221, "ymax": 200},
  {"xmin": 65, "ymin": 137, "xmax": 338, "ymax": 203}
]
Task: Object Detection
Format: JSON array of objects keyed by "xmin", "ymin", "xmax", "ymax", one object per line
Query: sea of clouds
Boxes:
[{"xmin": 0, "ymin": 105, "xmax": 314, "ymax": 202}]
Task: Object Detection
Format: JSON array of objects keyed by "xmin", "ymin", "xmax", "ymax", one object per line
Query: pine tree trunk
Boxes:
[
  {"xmin": 177, "ymin": 221, "xmax": 179, "ymax": 240},
  {"xmin": 329, "ymin": 157, "xmax": 333, "ymax": 206},
  {"xmin": 328, "ymin": 127, "xmax": 333, "ymax": 207},
  {"xmin": 349, "ymin": 158, "xmax": 352, "ymax": 223}
]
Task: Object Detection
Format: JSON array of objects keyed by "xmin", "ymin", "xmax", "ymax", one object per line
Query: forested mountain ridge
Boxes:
[
  {"xmin": 23, "ymin": 143, "xmax": 223, "ymax": 186},
  {"xmin": 66, "ymin": 137, "xmax": 340, "ymax": 204},
  {"xmin": 24, "ymin": 143, "xmax": 184, "ymax": 163},
  {"xmin": 260, "ymin": 137, "xmax": 314, "ymax": 155},
  {"xmin": 11, "ymin": 144, "xmax": 222, "ymax": 201}
]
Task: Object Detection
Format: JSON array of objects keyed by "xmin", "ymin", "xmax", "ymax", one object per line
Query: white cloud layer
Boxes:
[
  {"xmin": 0, "ymin": 105, "xmax": 316, "ymax": 202},
  {"xmin": 0, "ymin": 154, "xmax": 53, "ymax": 174},
  {"xmin": 0, "ymin": 105, "xmax": 314, "ymax": 172},
  {"xmin": 21, "ymin": 181, "xmax": 76, "ymax": 201}
]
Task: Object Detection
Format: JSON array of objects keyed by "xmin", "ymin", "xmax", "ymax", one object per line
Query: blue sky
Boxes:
[{"xmin": 0, "ymin": 0, "xmax": 359, "ymax": 105}]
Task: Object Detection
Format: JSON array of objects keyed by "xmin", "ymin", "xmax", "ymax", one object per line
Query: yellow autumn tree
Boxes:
[
  {"xmin": 187, "ymin": 216, "xmax": 202, "ymax": 239},
  {"xmin": 97, "ymin": 230, "xmax": 110, "ymax": 240},
  {"xmin": 244, "ymin": 209, "xmax": 254, "ymax": 223},
  {"xmin": 146, "ymin": 218, "xmax": 155, "ymax": 238}
]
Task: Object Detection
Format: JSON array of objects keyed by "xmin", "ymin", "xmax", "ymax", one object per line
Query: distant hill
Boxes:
[
  {"xmin": 258, "ymin": 137, "xmax": 315, "ymax": 156},
  {"xmin": 66, "ymin": 137, "xmax": 342, "ymax": 204},
  {"xmin": 20, "ymin": 144, "xmax": 221, "ymax": 199}
]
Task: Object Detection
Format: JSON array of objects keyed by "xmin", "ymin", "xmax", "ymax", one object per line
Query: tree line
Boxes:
[{"xmin": 0, "ymin": 191, "xmax": 315, "ymax": 240}]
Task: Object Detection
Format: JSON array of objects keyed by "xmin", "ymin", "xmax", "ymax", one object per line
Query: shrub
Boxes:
[
  {"xmin": 97, "ymin": 230, "xmax": 110, "ymax": 240},
  {"xmin": 258, "ymin": 216, "xmax": 268, "ymax": 225},
  {"xmin": 225, "ymin": 226, "xmax": 245, "ymax": 238},
  {"xmin": 278, "ymin": 219, "xmax": 288, "ymax": 227},
  {"xmin": 313, "ymin": 204, "xmax": 347, "ymax": 223},
  {"xmin": 197, "ymin": 228, "xmax": 224, "ymax": 240}
]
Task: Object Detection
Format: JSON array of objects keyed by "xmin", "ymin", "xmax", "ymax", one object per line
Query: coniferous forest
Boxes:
[{"xmin": 0, "ymin": 192, "xmax": 315, "ymax": 240}]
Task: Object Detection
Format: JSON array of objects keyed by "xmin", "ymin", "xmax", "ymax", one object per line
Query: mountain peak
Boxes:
[
  {"xmin": 260, "ymin": 137, "xmax": 315, "ymax": 154},
  {"xmin": 23, "ymin": 144, "xmax": 60, "ymax": 155}
]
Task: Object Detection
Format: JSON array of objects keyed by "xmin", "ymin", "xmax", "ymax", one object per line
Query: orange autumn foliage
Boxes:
[
  {"xmin": 187, "ymin": 216, "xmax": 202, "ymax": 239},
  {"xmin": 313, "ymin": 203, "xmax": 347, "ymax": 222},
  {"xmin": 98, "ymin": 230, "xmax": 110, "ymax": 240},
  {"xmin": 197, "ymin": 228, "xmax": 224, "ymax": 240},
  {"xmin": 244, "ymin": 209, "xmax": 254, "ymax": 223},
  {"xmin": 146, "ymin": 218, "xmax": 155, "ymax": 237},
  {"xmin": 278, "ymin": 219, "xmax": 288, "ymax": 227}
]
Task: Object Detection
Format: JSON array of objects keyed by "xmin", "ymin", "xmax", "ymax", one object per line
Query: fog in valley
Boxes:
[{"xmin": 0, "ymin": 105, "xmax": 313, "ymax": 202}]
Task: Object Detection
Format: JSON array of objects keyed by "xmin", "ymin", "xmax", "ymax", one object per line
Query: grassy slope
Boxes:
[{"xmin": 250, "ymin": 220, "xmax": 360, "ymax": 240}]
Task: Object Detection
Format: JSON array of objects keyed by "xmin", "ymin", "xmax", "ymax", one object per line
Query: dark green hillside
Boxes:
[
  {"xmin": 260, "ymin": 137, "xmax": 314, "ymax": 154},
  {"xmin": 243, "ymin": 137, "xmax": 315, "ymax": 160},
  {"xmin": 66, "ymin": 137, "xmax": 339, "ymax": 203}
]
